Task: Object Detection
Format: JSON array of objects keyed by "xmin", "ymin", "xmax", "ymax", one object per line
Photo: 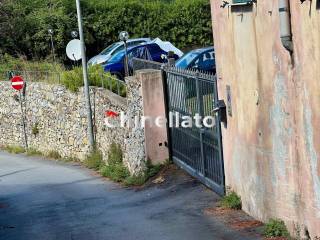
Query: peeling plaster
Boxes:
[
  {"xmin": 303, "ymin": 88, "xmax": 320, "ymax": 215},
  {"xmin": 270, "ymin": 73, "xmax": 290, "ymax": 179}
]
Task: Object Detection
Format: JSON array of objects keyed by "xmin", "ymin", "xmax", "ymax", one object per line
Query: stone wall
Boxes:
[
  {"xmin": 0, "ymin": 73, "xmax": 147, "ymax": 175},
  {"xmin": 210, "ymin": 0, "xmax": 320, "ymax": 238}
]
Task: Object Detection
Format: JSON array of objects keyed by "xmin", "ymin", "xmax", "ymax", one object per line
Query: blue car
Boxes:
[
  {"xmin": 88, "ymin": 38, "xmax": 151, "ymax": 66},
  {"xmin": 175, "ymin": 47, "xmax": 216, "ymax": 74},
  {"xmin": 103, "ymin": 43, "xmax": 179, "ymax": 79}
]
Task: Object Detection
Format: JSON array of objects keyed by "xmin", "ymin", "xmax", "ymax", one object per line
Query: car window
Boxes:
[
  {"xmin": 108, "ymin": 51, "xmax": 125, "ymax": 63},
  {"xmin": 100, "ymin": 43, "xmax": 121, "ymax": 55},
  {"xmin": 112, "ymin": 45, "xmax": 125, "ymax": 55},
  {"xmin": 128, "ymin": 40, "xmax": 145, "ymax": 47},
  {"xmin": 175, "ymin": 52, "xmax": 199, "ymax": 68},
  {"xmin": 196, "ymin": 51, "xmax": 215, "ymax": 70}
]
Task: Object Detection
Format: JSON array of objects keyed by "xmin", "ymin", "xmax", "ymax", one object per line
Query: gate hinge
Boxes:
[{"xmin": 213, "ymin": 100, "xmax": 227, "ymax": 127}]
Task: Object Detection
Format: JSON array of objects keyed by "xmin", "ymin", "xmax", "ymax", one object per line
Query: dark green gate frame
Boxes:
[{"xmin": 162, "ymin": 67, "xmax": 225, "ymax": 196}]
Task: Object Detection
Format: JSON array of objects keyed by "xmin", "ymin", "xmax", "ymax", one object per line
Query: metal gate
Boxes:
[{"xmin": 163, "ymin": 67, "xmax": 225, "ymax": 195}]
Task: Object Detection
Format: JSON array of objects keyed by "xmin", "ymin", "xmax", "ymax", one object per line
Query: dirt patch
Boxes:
[
  {"xmin": 231, "ymin": 220, "xmax": 264, "ymax": 230},
  {"xmin": 131, "ymin": 164, "xmax": 195, "ymax": 191},
  {"xmin": 204, "ymin": 206, "xmax": 264, "ymax": 238},
  {"xmin": 204, "ymin": 207, "xmax": 235, "ymax": 216}
]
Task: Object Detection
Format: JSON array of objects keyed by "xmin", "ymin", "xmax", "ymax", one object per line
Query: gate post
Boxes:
[{"xmin": 161, "ymin": 66, "xmax": 173, "ymax": 161}]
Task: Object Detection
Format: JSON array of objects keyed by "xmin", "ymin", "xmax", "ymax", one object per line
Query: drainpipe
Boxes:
[{"xmin": 279, "ymin": 0, "xmax": 293, "ymax": 52}]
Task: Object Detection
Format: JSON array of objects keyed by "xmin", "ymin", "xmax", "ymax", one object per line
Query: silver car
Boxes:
[{"xmin": 88, "ymin": 38, "xmax": 151, "ymax": 66}]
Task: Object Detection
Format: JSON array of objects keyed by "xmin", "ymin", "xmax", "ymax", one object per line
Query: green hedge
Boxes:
[{"xmin": 0, "ymin": 0, "xmax": 212, "ymax": 60}]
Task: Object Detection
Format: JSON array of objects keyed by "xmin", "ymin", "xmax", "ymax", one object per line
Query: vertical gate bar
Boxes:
[
  {"xmin": 213, "ymin": 75, "xmax": 225, "ymax": 191},
  {"xmin": 195, "ymin": 73, "xmax": 206, "ymax": 176}
]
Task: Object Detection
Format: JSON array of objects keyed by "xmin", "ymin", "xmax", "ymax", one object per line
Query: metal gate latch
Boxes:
[{"xmin": 212, "ymin": 100, "xmax": 227, "ymax": 126}]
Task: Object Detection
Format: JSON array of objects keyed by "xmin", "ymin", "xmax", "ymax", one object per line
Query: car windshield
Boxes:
[
  {"xmin": 100, "ymin": 43, "xmax": 121, "ymax": 55},
  {"xmin": 108, "ymin": 51, "xmax": 125, "ymax": 63},
  {"xmin": 175, "ymin": 51, "xmax": 199, "ymax": 68}
]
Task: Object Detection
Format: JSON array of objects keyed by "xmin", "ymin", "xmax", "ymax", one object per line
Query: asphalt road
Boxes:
[{"xmin": 0, "ymin": 151, "xmax": 260, "ymax": 240}]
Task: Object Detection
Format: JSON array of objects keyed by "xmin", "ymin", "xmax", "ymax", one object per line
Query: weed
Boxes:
[
  {"xmin": 123, "ymin": 160, "xmax": 170, "ymax": 187},
  {"xmin": 263, "ymin": 219, "xmax": 290, "ymax": 238},
  {"xmin": 107, "ymin": 143, "xmax": 123, "ymax": 165},
  {"xmin": 220, "ymin": 191, "xmax": 242, "ymax": 210},
  {"xmin": 100, "ymin": 164, "xmax": 130, "ymax": 182},
  {"xmin": 63, "ymin": 156, "xmax": 80, "ymax": 163},
  {"xmin": 123, "ymin": 174, "xmax": 147, "ymax": 186},
  {"xmin": 97, "ymin": 143, "xmax": 169, "ymax": 186},
  {"xmin": 26, "ymin": 148, "xmax": 42, "ymax": 156},
  {"xmin": 4, "ymin": 145, "xmax": 26, "ymax": 154},
  {"xmin": 32, "ymin": 123, "xmax": 39, "ymax": 136},
  {"xmin": 100, "ymin": 143, "xmax": 129, "ymax": 181},
  {"xmin": 46, "ymin": 150, "xmax": 61, "ymax": 160},
  {"xmin": 84, "ymin": 150, "xmax": 104, "ymax": 170}
]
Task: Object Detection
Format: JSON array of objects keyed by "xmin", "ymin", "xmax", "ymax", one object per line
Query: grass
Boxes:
[
  {"xmin": 46, "ymin": 150, "xmax": 61, "ymax": 160},
  {"xmin": 99, "ymin": 143, "xmax": 168, "ymax": 186},
  {"xmin": 63, "ymin": 156, "xmax": 80, "ymax": 163},
  {"xmin": 123, "ymin": 160, "xmax": 170, "ymax": 186},
  {"xmin": 26, "ymin": 148, "xmax": 43, "ymax": 156},
  {"xmin": 61, "ymin": 65, "xmax": 127, "ymax": 96},
  {"xmin": 263, "ymin": 219, "xmax": 290, "ymax": 238},
  {"xmin": 220, "ymin": 191, "xmax": 242, "ymax": 210},
  {"xmin": 99, "ymin": 143, "xmax": 129, "ymax": 182},
  {"xmin": 3, "ymin": 145, "xmax": 26, "ymax": 154},
  {"xmin": 100, "ymin": 163, "xmax": 130, "ymax": 182},
  {"xmin": 84, "ymin": 150, "xmax": 104, "ymax": 170}
]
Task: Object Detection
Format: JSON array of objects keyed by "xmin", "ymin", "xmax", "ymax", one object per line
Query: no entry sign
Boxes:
[{"xmin": 11, "ymin": 76, "xmax": 24, "ymax": 91}]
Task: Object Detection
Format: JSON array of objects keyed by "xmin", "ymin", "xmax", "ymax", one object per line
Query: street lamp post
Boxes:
[
  {"xmin": 75, "ymin": 0, "xmax": 95, "ymax": 149},
  {"xmin": 119, "ymin": 31, "xmax": 129, "ymax": 77},
  {"xmin": 48, "ymin": 29, "xmax": 56, "ymax": 65}
]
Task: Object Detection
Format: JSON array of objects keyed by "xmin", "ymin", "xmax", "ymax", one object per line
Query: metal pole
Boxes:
[
  {"xmin": 19, "ymin": 91, "xmax": 28, "ymax": 149},
  {"xmin": 124, "ymin": 41, "xmax": 129, "ymax": 77},
  {"xmin": 75, "ymin": 0, "xmax": 95, "ymax": 149},
  {"xmin": 50, "ymin": 35, "xmax": 56, "ymax": 65}
]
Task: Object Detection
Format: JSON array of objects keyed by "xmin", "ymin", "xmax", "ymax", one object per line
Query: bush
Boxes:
[
  {"xmin": 46, "ymin": 150, "xmax": 61, "ymax": 160},
  {"xmin": 61, "ymin": 65, "xmax": 127, "ymax": 96},
  {"xmin": 4, "ymin": 145, "xmax": 26, "ymax": 154},
  {"xmin": 84, "ymin": 150, "xmax": 104, "ymax": 170},
  {"xmin": 61, "ymin": 67, "xmax": 83, "ymax": 92},
  {"xmin": 220, "ymin": 191, "xmax": 242, "ymax": 210},
  {"xmin": 263, "ymin": 219, "xmax": 290, "ymax": 238}
]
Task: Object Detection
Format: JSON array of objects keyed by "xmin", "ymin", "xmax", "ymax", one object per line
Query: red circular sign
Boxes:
[{"xmin": 11, "ymin": 76, "xmax": 24, "ymax": 91}]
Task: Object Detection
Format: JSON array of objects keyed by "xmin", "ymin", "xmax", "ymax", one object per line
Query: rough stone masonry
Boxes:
[{"xmin": 0, "ymin": 74, "xmax": 146, "ymax": 175}]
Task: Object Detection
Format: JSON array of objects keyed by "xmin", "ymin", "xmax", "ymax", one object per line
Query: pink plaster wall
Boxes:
[
  {"xmin": 210, "ymin": 0, "xmax": 320, "ymax": 238},
  {"xmin": 140, "ymin": 70, "xmax": 169, "ymax": 165}
]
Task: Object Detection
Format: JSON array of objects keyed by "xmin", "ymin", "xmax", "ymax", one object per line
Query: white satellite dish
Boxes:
[{"xmin": 66, "ymin": 39, "xmax": 82, "ymax": 61}]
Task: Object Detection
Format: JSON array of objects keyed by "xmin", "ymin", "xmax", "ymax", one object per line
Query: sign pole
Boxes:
[
  {"xmin": 75, "ymin": 0, "xmax": 95, "ymax": 149},
  {"xmin": 19, "ymin": 90, "xmax": 28, "ymax": 149}
]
